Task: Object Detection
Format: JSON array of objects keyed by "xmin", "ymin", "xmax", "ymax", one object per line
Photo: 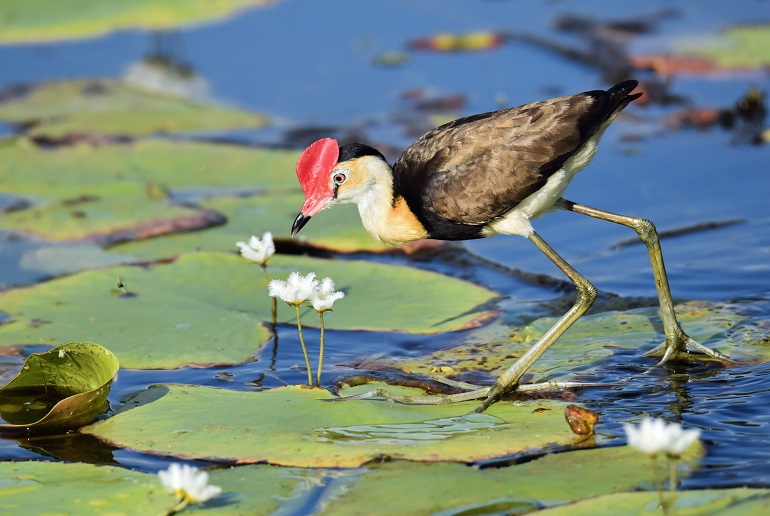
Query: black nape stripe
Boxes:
[{"xmin": 338, "ymin": 143, "xmax": 387, "ymax": 164}]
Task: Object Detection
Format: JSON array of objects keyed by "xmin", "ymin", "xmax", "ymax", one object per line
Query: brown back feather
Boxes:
[{"xmin": 393, "ymin": 82, "xmax": 638, "ymax": 226}]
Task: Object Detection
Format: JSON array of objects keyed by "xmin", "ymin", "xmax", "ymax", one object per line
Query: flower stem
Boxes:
[
  {"xmin": 316, "ymin": 311, "xmax": 325, "ymax": 387},
  {"xmin": 669, "ymin": 456, "xmax": 678, "ymax": 510},
  {"xmin": 166, "ymin": 496, "xmax": 190, "ymax": 516},
  {"xmin": 651, "ymin": 454, "xmax": 670, "ymax": 515},
  {"xmin": 294, "ymin": 304, "xmax": 313, "ymax": 386},
  {"xmin": 262, "ymin": 267, "xmax": 276, "ymax": 327}
]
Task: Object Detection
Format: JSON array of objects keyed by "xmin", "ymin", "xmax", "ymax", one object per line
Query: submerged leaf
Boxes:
[
  {"xmin": 0, "ymin": 342, "xmax": 118, "ymax": 434},
  {"xmin": 394, "ymin": 301, "xmax": 746, "ymax": 384}
]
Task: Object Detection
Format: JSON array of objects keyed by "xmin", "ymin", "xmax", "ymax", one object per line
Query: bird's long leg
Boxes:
[
  {"xmin": 474, "ymin": 230, "xmax": 597, "ymax": 413},
  {"xmin": 558, "ymin": 198, "xmax": 729, "ymax": 364}
]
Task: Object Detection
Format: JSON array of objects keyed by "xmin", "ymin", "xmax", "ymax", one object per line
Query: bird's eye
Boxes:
[{"xmin": 332, "ymin": 172, "xmax": 347, "ymax": 185}]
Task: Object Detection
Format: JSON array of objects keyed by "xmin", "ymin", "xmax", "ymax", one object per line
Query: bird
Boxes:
[{"xmin": 290, "ymin": 79, "xmax": 726, "ymax": 412}]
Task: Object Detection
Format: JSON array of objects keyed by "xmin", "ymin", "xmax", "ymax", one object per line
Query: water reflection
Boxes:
[{"xmin": 123, "ymin": 31, "xmax": 207, "ymax": 99}]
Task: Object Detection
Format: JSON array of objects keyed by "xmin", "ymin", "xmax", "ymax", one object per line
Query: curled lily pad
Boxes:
[{"xmin": 0, "ymin": 342, "xmax": 118, "ymax": 434}]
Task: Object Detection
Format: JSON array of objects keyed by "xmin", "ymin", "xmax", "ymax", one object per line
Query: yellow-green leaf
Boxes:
[{"xmin": 0, "ymin": 342, "xmax": 118, "ymax": 434}]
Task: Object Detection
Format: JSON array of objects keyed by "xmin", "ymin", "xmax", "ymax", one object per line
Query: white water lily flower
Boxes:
[
  {"xmin": 158, "ymin": 463, "xmax": 222, "ymax": 503},
  {"xmin": 623, "ymin": 418, "xmax": 701, "ymax": 457},
  {"xmin": 310, "ymin": 277, "xmax": 345, "ymax": 312},
  {"xmin": 268, "ymin": 271, "xmax": 318, "ymax": 305},
  {"xmin": 236, "ymin": 232, "xmax": 275, "ymax": 266}
]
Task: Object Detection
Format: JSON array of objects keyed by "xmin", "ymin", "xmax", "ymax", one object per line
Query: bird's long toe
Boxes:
[{"xmin": 643, "ymin": 334, "xmax": 730, "ymax": 365}]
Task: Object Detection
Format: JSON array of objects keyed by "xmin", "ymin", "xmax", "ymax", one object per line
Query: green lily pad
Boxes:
[
  {"xmin": 395, "ymin": 301, "xmax": 748, "ymax": 383},
  {"xmin": 0, "ymin": 460, "xmax": 304, "ymax": 515},
  {"xmin": 0, "ymin": 181, "xmax": 222, "ymax": 243},
  {"xmin": 83, "ymin": 383, "xmax": 576, "ymax": 467},
  {"xmin": 0, "ymin": 138, "xmax": 299, "ymax": 242},
  {"xmin": 1, "ymin": 139, "xmax": 383, "ymax": 251},
  {"xmin": 0, "ymin": 0, "xmax": 274, "ymax": 44},
  {"xmin": 0, "ymin": 342, "xmax": 118, "ymax": 434},
  {"xmin": 679, "ymin": 24, "xmax": 770, "ymax": 70},
  {"xmin": 0, "ymin": 252, "xmax": 498, "ymax": 369},
  {"xmin": 319, "ymin": 446, "xmax": 702, "ymax": 515},
  {"xmin": 0, "ymin": 80, "xmax": 266, "ymax": 138},
  {"xmin": 537, "ymin": 488, "xmax": 770, "ymax": 515},
  {"xmin": 113, "ymin": 194, "xmax": 388, "ymax": 259},
  {"xmin": 1, "ymin": 138, "xmax": 297, "ymax": 191}
]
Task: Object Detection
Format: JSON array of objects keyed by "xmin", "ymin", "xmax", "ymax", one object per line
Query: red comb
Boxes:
[{"xmin": 296, "ymin": 138, "xmax": 339, "ymax": 197}]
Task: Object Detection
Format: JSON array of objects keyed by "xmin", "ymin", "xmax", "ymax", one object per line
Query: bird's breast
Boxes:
[{"xmin": 358, "ymin": 194, "xmax": 429, "ymax": 246}]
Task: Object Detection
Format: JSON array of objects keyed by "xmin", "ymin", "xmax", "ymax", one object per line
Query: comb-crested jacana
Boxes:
[{"xmin": 291, "ymin": 80, "xmax": 726, "ymax": 412}]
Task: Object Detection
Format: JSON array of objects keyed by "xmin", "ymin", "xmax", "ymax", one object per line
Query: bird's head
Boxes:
[{"xmin": 292, "ymin": 138, "xmax": 389, "ymax": 236}]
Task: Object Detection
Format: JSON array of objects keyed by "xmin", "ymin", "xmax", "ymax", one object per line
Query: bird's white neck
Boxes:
[{"xmin": 338, "ymin": 156, "xmax": 428, "ymax": 246}]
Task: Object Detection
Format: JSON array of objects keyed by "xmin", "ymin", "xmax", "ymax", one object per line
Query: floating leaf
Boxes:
[
  {"xmin": 0, "ymin": 80, "xmax": 266, "ymax": 138},
  {"xmin": 0, "ymin": 181, "xmax": 223, "ymax": 243},
  {"xmin": 394, "ymin": 301, "xmax": 746, "ymax": 383},
  {"xmin": 83, "ymin": 383, "xmax": 576, "ymax": 467},
  {"xmin": 0, "ymin": 139, "xmax": 297, "ymax": 243},
  {"xmin": 0, "ymin": 252, "xmax": 497, "ymax": 369},
  {"xmin": 0, "ymin": 342, "xmax": 118, "ymax": 434},
  {"xmin": 536, "ymin": 488, "xmax": 770, "ymax": 515},
  {"xmin": 0, "ymin": 460, "xmax": 304, "ymax": 515},
  {"xmin": 112, "ymin": 194, "xmax": 384, "ymax": 258},
  {"xmin": 318, "ymin": 446, "xmax": 706, "ymax": 515},
  {"xmin": 677, "ymin": 24, "xmax": 770, "ymax": 70},
  {"xmin": 0, "ymin": 0, "xmax": 276, "ymax": 44},
  {"xmin": 409, "ymin": 31, "xmax": 507, "ymax": 52},
  {"xmin": 1, "ymin": 138, "xmax": 298, "ymax": 190},
  {"xmin": 1, "ymin": 139, "xmax": 380, "ymax": 251}
]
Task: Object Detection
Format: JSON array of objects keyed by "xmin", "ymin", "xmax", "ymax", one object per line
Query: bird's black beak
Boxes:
[{"xmin": 291, "ymin": 212, "xmax": 311, "ymax": 237}]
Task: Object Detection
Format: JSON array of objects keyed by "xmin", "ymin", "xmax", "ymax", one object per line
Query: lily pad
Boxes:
[
  {"xmin": 536, "ymin": 488, "xmax": 770, "ymax": 515},
  {"xmin": 394, "ymin": 301, "xmax": 748, "ymax": 383},
  {"xmin": 0, "ymin": 80, "xmax": 266, "ymax": 138},
  {"xmin": 0, "ymin": 138, "xmax": 299, "ymax": 243},
  {"xmin": 678, "ymin": 24, "xmax": 770, "ymax": 70},
  {"xmin": 83, "ymin": 383, "xmax": 576, "ymax": 467},
  {"xmin": 0, "ymin": 252, "xmax": 498, "ymax": 369},
  {"xmin": 1, "ymin": 138, "xmax": 297, "ymax": 190},
  {"xmin": 0, "ymin": 460, "xmax": 304, "ymax": 515},
  {"xmin": 319, "ymin": 446, "xmax": 702, "ymax": 515},
  {"xmin": 1, "ymin": 139, "xmax": 383, "ymax": 251},
  {"xmin": 0, "ymin": 342, "xmax": 118, "ymax": 434},
  {"xmin": 113, "ymin": 194, "xmax": 386, "ymax": 258},
  {"xmin": 0, "ymin": 0, "xmax": 275, "ymax": 44},
  {"xmin": 0, "ymin": 181, "xmax": 223, "ymax": 243}
]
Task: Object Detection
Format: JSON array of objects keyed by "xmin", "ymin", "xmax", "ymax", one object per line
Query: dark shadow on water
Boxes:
[{"xmin": 9, "ymin": 432, "xmax": 118, "ymax": 465}]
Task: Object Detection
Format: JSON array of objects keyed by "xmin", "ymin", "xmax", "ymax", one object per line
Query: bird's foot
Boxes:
[{"xmin": 642, "ymin": 331, "xmax": 731, "ymax": 366}]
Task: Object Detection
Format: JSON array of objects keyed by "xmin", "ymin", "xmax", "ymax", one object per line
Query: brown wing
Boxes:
[{"xmin": 393, "ymin": 82, "xmax": 637, "ymax": 226}]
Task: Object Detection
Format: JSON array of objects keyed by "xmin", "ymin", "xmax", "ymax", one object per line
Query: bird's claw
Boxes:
[{"xmin": 642, "ymin": 333, "xmax": 731, "ymax": 365}]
